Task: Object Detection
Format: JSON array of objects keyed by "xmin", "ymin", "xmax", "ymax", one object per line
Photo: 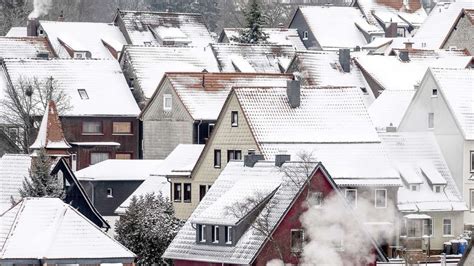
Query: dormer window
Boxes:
[
  {"xmin": 212, "ymin": 225, "xmax": 219, "ymax": 243},
  {"xmin": 410, "ymin": 184, "xmax": 420, "ymax": 191},
  {"xmin": 225, "ymin": 226, "xmax": 232, "ymax": 244},
  {"xmin": 198, "ymin": 225, "xmax": 206, "ymax": 242},
  {"xmin": 434, "ymin": 185, "xmax": 443, "ymax": 193},
  {"xmin": 302, "ymin": 31, "xmax": 308, "ymax": 40},
  {"xmin": 78, "ymin": 89, "xmax": 89, "ymax": 100},
  {"xmin": 432, "ymin": 88, "xmax": 438, "ymax": 97}
]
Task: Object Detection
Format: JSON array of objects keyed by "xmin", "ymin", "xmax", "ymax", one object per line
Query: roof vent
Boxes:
[
  {"xmin": 244, "ymin": 153, "xmax": 264, "ymax": 168},
  {"xmin": 287, "ymin": 79, "xmax": 301, "ymax": 108},
  {"xmin": 339, "ymin": 49, "xmax": 351, "ymax": 73},
  {"xmin": 399, "ymin": 51, "xmax": 410, "ymax": 62}
]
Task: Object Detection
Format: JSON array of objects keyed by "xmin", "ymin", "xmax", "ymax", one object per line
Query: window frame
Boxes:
[
  {"xmin": 422, "ymin": 218, "xmax": 433, "ymax": 237},
  {"xmin": 374, "ymin": 189, "xmax": 387, "ymax": 208},
  {"xmin": 345, "ymin": 189, "xmax": 357, "ymax": 208},
  {"xmin": 434, "ymin": 185, "xmax": 442, "ymax": 193},
  {"xmin": 163, "ymin": 94, "xmax": 172, "ymax": 111},
  {"xmin": 231, "ymin": 111, "xmax": 238, "ymax": 127},
  {"xmin": 115, "ymin": 152, "xmax": 132, "ymax": 160},
  {"xmin": 470, "ymin": 189, "xmax": 474, "ymax": 212},
  {"xmin": 174, "ymin": 183, "xmax": 182, "ymax": 202},
  {"xmin": 227, "ymin": 150, "xmax": 242, "ymax": 162},
  {"xmin": 82, "ymin": 121, "xmax": 103, "ymax": 135},
  {"xmin": 432, "ymin": 88, "xmax": 438, "ymax": 97},
  {"xmin": 308, "ymin": 191, "xmax": 323, "ymax": 208},
  {"xmin": 90, "ymin": 152, "xmax": 109, "ymax": 165},
  {"xmin": 198, "ymin": 225, "xmax": 206, "ymax": 242},
  {"xmin": 199, "ymin": 185, "xmax": 207, "ymax": 201},
  {"xmin": 470, "ymin": 151, "xmax": 474, "ymax": 173},
  {"xmin": 212, "ymin": 225, "xmax": 220, "ymax": 243},
  {"xmin": 290, "ymin": 229, "xmax": 305, "ymax": 253},
  {"xmin": 443, "ymin": 218, "xmax": 452, "ymax": 236},
  {"xmin": 183, "ymin": 183, "xmax": 192, "ymax": 203},
  {"xmin": 428, "ymin": 112, "xmax": 434, "ymax": 129},
  {"xmin": 112, "ymin": 122, "xmax": 132, "ymax": 135},
  {"xmin": 214, "ymin": 149, "xmax": 221, "ymax": 168},
  {"xmin": 302, "ymin": 31, "xmax": 309, "ymax": 40},
  {"xmin": 106, "ymin": 188, "xmax": 113, "ymax": 198},
  {"xmin": 78, "ymin": 89, "xmax": 89, "ymax": 100},
  {"xmin": 410, "ymin": 184, "xmax": 420, "ymax": 192},
  {"xmin": 225, "ymin": 226, "xmax": 232, "ymax": 244}
]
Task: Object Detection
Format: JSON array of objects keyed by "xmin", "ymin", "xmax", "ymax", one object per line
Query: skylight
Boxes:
[{"xmin": 78, "ymin": 89, "xmax": 89, "ymax": 100}]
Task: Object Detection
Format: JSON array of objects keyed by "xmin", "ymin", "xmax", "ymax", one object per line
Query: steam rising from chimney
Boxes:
[{"xmin": 28, "ymin": 0, "xmax": 53, "ymax": 19}]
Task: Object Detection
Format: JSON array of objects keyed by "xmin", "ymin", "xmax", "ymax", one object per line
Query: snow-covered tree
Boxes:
[
  {"xmin": 115, "ymin": 193, "xmax": 183, "ymax": 264},
  {"xmin": 231, "ymin": 0, "xmax": 268, "ymax": 43},
  {"xmin": 19, "ymin": 148, "xmax": 65, "ymax": 198}
]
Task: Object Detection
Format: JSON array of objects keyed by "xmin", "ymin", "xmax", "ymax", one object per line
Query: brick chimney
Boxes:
[
  {"xmin": 339, "ymin": 48, "xmax": 351, "ymax": 73},
  {"xmin": 27, "ymin": 18, "xmax": 39, "ymax": 36},
  {"xmin": 244, "ymin": 153, "xmax": 264, "ymax": 167},
  {"xmin": 385, "ymin": 22, "xmax": 398, "ymax": 38},
  {"xmin": 287, "ymin": 79, "xmax": 301, "ymax": 108},
  {"xmin": 404, "ymin": 40, "xmax": 414, "ymax": 50},
  {"xmin": 275, "ymin": 153, "xmax": 291, "ymax": 167}
]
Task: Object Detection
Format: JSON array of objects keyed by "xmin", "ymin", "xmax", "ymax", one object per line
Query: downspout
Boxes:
[{"xmin": 197, "ymin": 120, "xmax": 203, "ymax": 144}]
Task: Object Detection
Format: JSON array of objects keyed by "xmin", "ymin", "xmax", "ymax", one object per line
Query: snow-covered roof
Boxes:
[
  {"xmin": 430, "ymin": 67, "xmax": 474, "ymax": 140},
  {"xmin": 39, "ymin": 21, "xmax": 127, "ymax": 59},
  {"xmin": 0, "ymin": 37, "xmax": 54, "ymax": 58},
  {"xmin": 369, "ymin": 90, "xmax": 415, "ymax": 130},
  {"xmin": 296, "ymin": 6, "xmax": 381, "ymax": 49},
  {"xmin": 164, "ymin": 161, "xmax": 321, "ymax": 264},
  {"xmin": 210, "ymin": 43, "xmax": 296, "ymax": 73},
  {"xmin": 235, "ymin": 86, "xmax": 380, "ymax": 143},
  {"xmin": 0, "ymin": 154, "xmax": 31, "ymax": 214},
  {"xmin": 149, "ymin": 72, "xmax": 292, "ymax": 121},
  {"xmin": 380, "ymin": 132, "xmax": 467, "ymax": 212},
  {"xmin": 5, "ymin": 27, "xmax": 26, "ymax": 37},
  {"xmin": 30, "ymin": 101, "xmax": 70, "ymax": 151},
  {"xmin": 414, "ymin": 1, "xmax": 474, "ymax": 49},
  {"xmin": 2, "ymin": 59, "xmax": 140, "ymax": 117},
  {"xmin": 221, "ymin": 28, "xmax": 306, "ymax": 50},
  {"xmin": 121, "ymin": 45, "xmax": 219, "ymax": 98},
  {"xmin": 115, "ymin": 176, "xmax": 170, "ymax": 215},
  {"xmin": 357, "ymin": 0, "xmax": 426, "ymax": 28},
  {"xmin": 151, "ymin": 144, "xmax": 204, "ymax": 178},
  {"xmin": 116, "ymin": 10, "xmax": 214, "ymax": 47},
  {"xmin": 0, "ymin": 198, "xmax": 135, "ymax": 263},
  {"xmin": 75, "ymin": 159, "xmax": 163, "ymax": 181}
]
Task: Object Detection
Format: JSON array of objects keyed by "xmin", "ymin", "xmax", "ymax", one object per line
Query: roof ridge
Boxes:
[{"xmin": 119, "ymin": 9, "xmax": 203, "ymax": 16}]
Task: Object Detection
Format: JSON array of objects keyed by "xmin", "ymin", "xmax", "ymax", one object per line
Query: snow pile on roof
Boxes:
[
  {"xmin": 222, "ymin": 28, "xmax": 306, "ymax": 50},
  {"xmin": 298, "ymin": 6, "xmax": 381, "ymax": 49},
  {"xmin": 369, "ymin": 90, "xmax": 415, "ymax": 130},
  {"xmin": 5, "ymin": 27, "xmax": 26, "ymax": 37},
  {"xmin": 39, "ymin": 21, "xmax": 127, "ymax": 59},
  {"xmin": 154, "ymin": 73, "xmax": 292, "ymax": 120},
  {"xmin": 235, "ymin": 86, "xmax": 379, "ymax": 143},
  {"xmin": 211, "ymin": 43, "xmax": 296, "ymax": 73},
  {"xmin": 122, "ymin": 45, "xmax": 219, "ymax": 98},
  {"xmin": 357, "ymin": 0, "xmax": 426, "ymax": 28},
  {"xmin": 430, "ymin": 67, "xmax": 474, "ymax": 140},
  {"xmin": 151, "ymin": 144, "xmax": 204, "ymax": 177},
  {"xmin": 2, "ymin": 59, "xmax": 140, "ymax": 117},
  {"xmin": 75, "ymin": 159, "xmax": 163, "ymax": 181},
  {"xmin": 0, "ymin": 198, "xmax": 135, "ymax": 263},
  {"xmin": 380, "ymin": 132, "xmax": 467, "ymax": 212},
  {"xmin": 0, "ymin": 154, "xmax": 31, "ymax": 214},
  {"xmin": 30, "ymin": 101, "xmax": 70, "ymax": 151},
  {"xmin": 414, "ymin": 0, "xmax": 474, "ymax": 49},
  {"xmin": 117, "ymin": 10, "xmax": 214, "ymax": 47},
  {"xmin": 0, "ymin": 37, "xmax": 54, "ymax": 58},
  {"xmin": 164, "ymin": 161, "xmax": 320, "ymax": 264}
]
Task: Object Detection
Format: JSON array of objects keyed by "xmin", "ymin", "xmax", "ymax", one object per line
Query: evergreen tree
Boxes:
[
  {"xmin": 231, "ymin": 0, "xmax": 268, "ymax": 44},
  {"xmin": 20, "ymin": 148, "xmax": 64, "ymax": 198},
  {"xmin": 115, "ymin": 193, "xmax": 183, "ymax": 264}
]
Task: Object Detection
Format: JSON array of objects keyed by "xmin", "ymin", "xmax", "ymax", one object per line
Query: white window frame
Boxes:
[
  {"xmin": 231, "ymin": 111, "xmax": 238, "ymax": 127},
  {"xmin": 443, "ymin": 218, "xmax": 452, "ymax": 236},
  {"xmin": 375, "ymin": 189, "xmax": 387, "ymax": 208},
  {"xmin": 302, "ymin": 31, "xmax": 309, "ymax": 40},
  {"xmin": 345, "ymin": 189, "xmax": 357, "ymax": 208},
  {"xmin": 213, "ymin": 225, "xmax": 219, "ymax": 243},
  {"xmin": 428, "ymin": 112, "xmax": 434, "ymax": 129},
  {"xmin": 470, "ymin": 151, "xmax": 474, "ymax": 173},
  {"xmin": 225, "ymin": 226, "xmax": 232, "ymax": 244},
  {"xmin": 432, "ymin": 88, "xmax": 438, "ymax": 97},
  {"xmin": 163, "ymin": 94, "xmax": 172, "ymax": 111},
  {"xmin": 308, "ymin": 191, "xmax": 323, "ymax": 208},
  {"xmin": 199, "ymin": 225, "xmax": 206, "ymax": 242},
  {"xmin": 106, "ymin": 188, "xmax": 113, "ymax": 198}
]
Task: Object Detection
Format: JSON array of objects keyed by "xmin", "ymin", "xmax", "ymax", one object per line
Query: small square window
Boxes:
[
  {"xmin": 113, "ymin": 122, "xmax": 132, "ymax": 134},
  {"xmin": 231, "ymin": 111, "xmax": 238, "ymax": 127},
  {"xmin": 184, "ymin": 183, "xmax": 192, "ymax": 202},
  {"xmin": 174, "ymin": 183, "xmax": 182, "ymax": 202},
  {"xmin": 432, "ymin": 88, "xmax": 438, "ymax": 97},
  {"xmin": 308, "ymin": 192, "xmax": 323, "ymax": 207},
  {"xmin": 214, "ymin": 149, "xmax": 221, "ymax": 168},
  {"xmin": 410, "ymin": 185, "xmax": 419, "ymax": 191},
  {"xmin": 106, "ymin": 188, "xmax": 113, "ymax": 198},
  {"xmin": 375, "ymin": 189, "xmax": 387, "ymax": 208},
  {"xmin": 78, "ymin": 89, "xmax": 89, "ymax": 100},
  {"xmin": 291, "ymin": 229, "xmax": 304, "ymax": 253},
  {"xmin": 163, "ymin": 94, "xmax": 172, "ymax": 111},
  {"xmin": 428, "ymin": 113, "xmax": 434, "ymax": 129},
  {"xmin": 434, "ymin": 185, "xmax": 442, "ymax": 193},
  {"xmin": 82, "ymin": 121, "xmax": 102, "ymax": 134}
]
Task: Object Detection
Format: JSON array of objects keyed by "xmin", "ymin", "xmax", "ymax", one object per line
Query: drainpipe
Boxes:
[{"xmin": 196, "ymin": 120, "xmax": 203, "ymax": 144}]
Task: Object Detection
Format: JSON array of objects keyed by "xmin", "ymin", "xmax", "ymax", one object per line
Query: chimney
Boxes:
[
  {"xmin": 58, "ymin": 10, "xmax": 64, "ymax": 21},
  {"xmin": 339, "ymin": 48, "xmax": 351, "ymax": 73},
  {"xmin": 404, "ymin": 41, "xmax": 414, "ymax": 50},
  {"xmin": 244, "ymin": 153, "xmax": 264, "ymax": 167},
  {"xmin": 287, "ymin": 79, "xmax": 301, "ymax": 108},
  {"xmin": 275, "ymin": 153, "xmax": 291, "ymax": 167},
  {"xmin": 27, "ymin": 18, "xmax": 39, "ymax": 36},
  {"xmin": 385, "ymin": 22, "xmax": 398, "ymax": 38},
  {"xmin": 399, "ymin": 51, "xmax": 410, "ymax": 62}
]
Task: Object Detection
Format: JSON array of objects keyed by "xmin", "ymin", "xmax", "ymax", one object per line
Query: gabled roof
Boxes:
[
  {"xmin": 39, "ymin": 21, "xmax": 127, "ymax": 59},
  {"xmin": 5, "ymin": 27, "xmax": 26, "ymax": 37},
  {"xmin": 220, "ymin": 28, "xmax": 306, "ymax": 50},
  {"xmin": 430, "ymin": 67, "xmax": 474, "ymax": 140},
  {"xmin": 210, "ymin": 43, "xmax": 296, "ymax": 73},
  {"xmin": 440, "ymin": 8, "xmax": 474, "ymax": 49},
  {"xmin": 294, "ymin": 6, "xmax": 381, "ymax": 49},
  {"xmin": 0, "ymin": 154, "xmax": 31, "ymax": 213},
  {"xmin": 116, "ymin": 10, "xmax": 214, "ymax": 47},
  {"xmin": 0, "ymin": 198, "xmax": 135, "ymax": 263},
  {"xmin": 368, "ymin": 90, "xmax": 415, "ymax": 130},
  {"xmin": 0, "ymin": 37, "xmax": 55, "ymax": 58},
  {"xmin": 380, "ymin": 132, "xmax": 467, "ymax": 212},
  {"xmin": 144, "ymin": 72, "xmax": 293, "ymax": 120},
  {"xmin": 75, "ymin": 159, "xmax": 163, "ymax": 181},
  {"xmin": 2, "ymin": 59, "xmax": 140, "ymax": 117},
  {"xmin": 121, "ymin": 45, "xmax": 220, "ymax": 98},
  {"xmin": 414, "ymin": 0, "xmax": 474, "ymax": 49},
  {"xmin": 151, "ymin": 144, "xmax": 204, "ymax": 178},
  {"xmin": 356, "ymin": 0, "xmax": 426, "ymax": 28},
  {"xmin": 30, "ymin": 101, "xmax": 71, "ymax": 152}
]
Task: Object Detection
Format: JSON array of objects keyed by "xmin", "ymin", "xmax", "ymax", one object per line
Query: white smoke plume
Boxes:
[
  {"xmin": 300, "ymin": 193, "xmax": 397, "ymax": 265},
  {"xmin": 28, "ymin": 0, "xmax": 53, "ymax": 19},
  {"xmin": 266, "ymin": 259, "xmax": 285, "ymax": 266}
]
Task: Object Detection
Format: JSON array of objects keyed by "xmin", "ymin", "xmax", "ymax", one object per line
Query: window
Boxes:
[
  {"xmin": 470, "ymin": 151, "xmax": 474, "ymax": 173},
  {"xmin": 106, "ymin": 188, "xmax": 113, "ymax": 198},
  {"xmin": 184, "ymin": 183, "xmax": 192, "ymax": 202},
  {"xmin": 443, "ymin": 219, "xmax": 452, "ymax": 236},
  {"xmin": 471, "ymin": 190, "xmax": 474, "ymax": 212},
  {"xmin": 410, "ymin": 185, "xmax": 419, "ymax": 191},
  {"xmin": 227, "ymin": 150, "xmax": 242, "ymax": 162},
  {"xmin": 303, "ymin": 31, "xmax": 308, "ymax": 40},
  {"xmin": 208, "ymin": 123, "xmax": 215, "ymax": 136},
  {"xmin": 8, "ymin": 127, "xmax": 18, "ymax": 141},
  {"xmin": 345, "ymin": 189, "xmax": 357, "ymax": 208},
  {"xmin": 163, "ymin": 94, "xmax": 172, "ymax": 111},
  {"xmin": 428, "ymin": 113, "xmax": 434, "ymax": 129},
  {"xmin": 78, "ymin": 89, "xmax": 89, "ymax": 100},
  {"xmin": 308, "ymin": 192, "xmax": 323, "ymax": 207},
  {"xmin": 200, "ymin": 185, "xmax": 208, "ymax": 201},
  {"xmin": 90, "ymin": 152, "xmax": 109, "ymax": 165},
  {"xmin": 74, "ymin": 52, "xmax": 85, "ymax": 59},
  {"xmin": 423, "ymin": 219, "xmax": 433, "ymax": 236},
  {"xmin": 432, "ymin": 88, "xmax": 438, "ymax": 97},
  {"xmin": 225, "ymin": 226, "xmax": 232, "ymax": 244},
  {"xmin": 198, "ymin": 225, "xmax": 206, "ymax": 242},
  {"xmin": 214, "ymin": 149, "xmax": 221, "ymax": 168},
  {"xmin": 375, "ymin": 189, "xmax": 387, "ymax": 208},
  {"xmin": 82, "ymin": 121, "xmax": 102, "ymax": 134},
  {"xmin": 174, "ymin": 183, "xmax": 182, "ymax": 202},
  {"xmin": 434, "ymin": 185, "xmax": 442, "ymax": 193},
  {"xmin": 212, "ymin": 225, "xmax": 219, "ymax": 243},
  {"xmin": 113, "ymin": 122, "xmax": 132, "ymax": 134},
  {"xmin": 231, "ymin": 111, "xmax": 238, "ymax": 127},
  {"xmin": 116, "ymin": 153, "xmax": 132, "ymax": 160},
  {"xmin": 291, "ymin": 229, "xmax": 304, "ymax": 252}
]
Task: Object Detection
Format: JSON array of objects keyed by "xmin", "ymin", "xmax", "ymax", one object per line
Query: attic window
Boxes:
[
  {"xmin": 231, "ymin": 111, "xmax": 238, "ymax": 127},
  {"xmin": 163, "ymin": 94, "xmax": 172, "ymax": 111},
  {"xmin": 78, "ymin": 89, "xmax": 89, "ymax": 100},
  {"xmin": 428, "ymin": 113, "xmax": 434, "ymax": 129},
  {"xmin": 303, "ymin": 31, "xmax": 308, "ymax": 40},
  {"xmin": 410, "ymin": 184, "xmax": 419, "ymax": 192},
  {"xmin": 291, "ymin": 229, "xmax": 304, "ymax": 253},
  {"xmin": 434, "ymin": 185, "xmax": 442, "ymax": 193},
  {"xmin": 308, "ymin": 192, "xmax": 323, "ymax": 207},
  {"xmin": 432, "ymin": 88, "xmax": 438, "ymax": 97},
  {"xmin": 107, "ymin": 188, "xmax": 113, "ymax": 198}
]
